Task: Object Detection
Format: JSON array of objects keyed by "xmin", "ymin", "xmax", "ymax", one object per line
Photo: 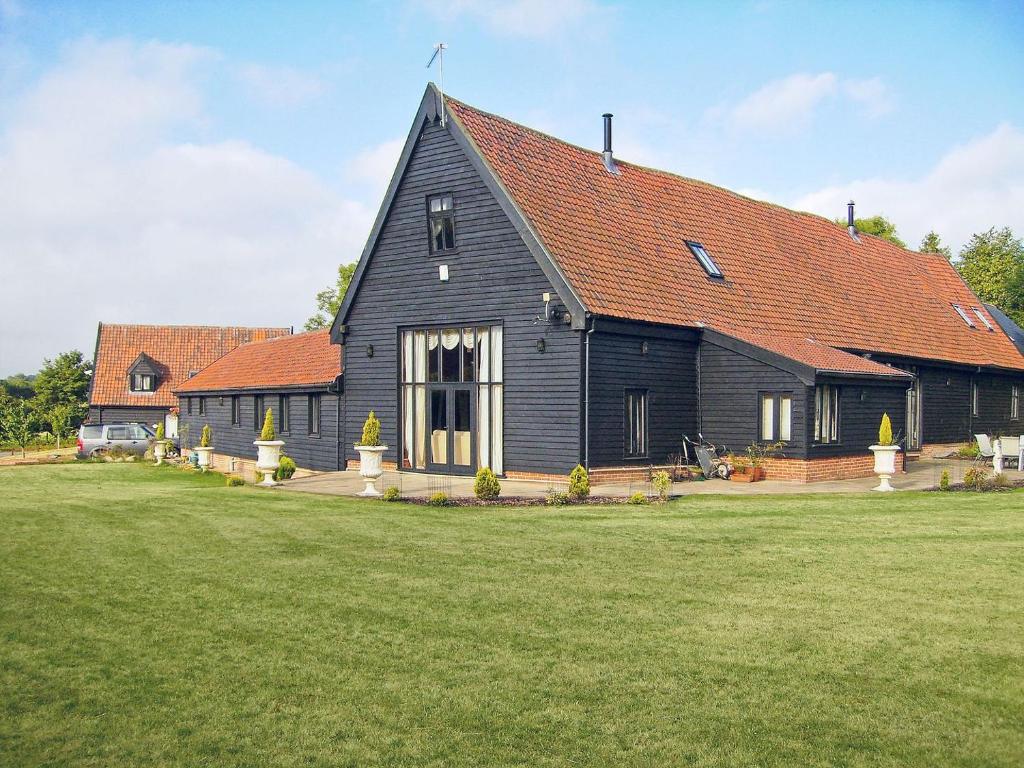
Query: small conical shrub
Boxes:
[
  {"xmin": 260, "ymin": 408, "xmax": 276, "ymax": 441},
  {"xmin": 568, "ymin": 464, "xmax": 590, "ymax": 499},
  {"xmin": 474, "ymin": 467, "xmax": 501, "ymax": 500},
  {"xmin": 200, "ymin": 424, "xmax": 212, "ymax": 448},
  {"xmin": 155, "ymin": 422, "xmax": 165, "ymax": 440},
  {"xmin": 878, "ymin": 413, "xmax": 893, "ymax": 446},
  {"xmin": 360, "ymin": 411, "xmax": 381, "ymax": 446}
]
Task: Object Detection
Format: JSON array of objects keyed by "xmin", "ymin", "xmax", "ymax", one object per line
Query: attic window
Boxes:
[
  {"xmin": 952, "ymin": 304, "xmax": 976, "ymax": 328},
  {"xmin": 972, "ymin": 308, "xmax": 994, "ymax": 331},
  {"xmin": 427, "ymin": 194, "xmax": 456, "ymax": 253},
  {"xmin": 130, "ymin": 373, "xmax": 155, "ymax": 392},
  {"xmin": 686, "ymin": 241, "xmax": 723, "ymax": 278}
]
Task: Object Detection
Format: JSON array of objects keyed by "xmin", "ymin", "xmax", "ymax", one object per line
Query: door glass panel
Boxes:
[
  {"xmin": 415, "ymin": 385, "xmax": 427, "ymax": 469},
  {"xmin": 427, "ymin": 330, "xmax": 440, "ymax": 382},
  {"xmin": 413, "ymin": 331, "xmax": 426, "ymax": 383},
  {"xmin": 430, "ymin": 389, "xmax": 447, "ymax": 465},
  {"xmin": 491, "ymin": 386, "xmax": 503, "ymax": 474},
  {"xmin": 441, "ymin": 328, "xmax": 460, "ymax": 382},
  {"xmin": 107, "ymin": 427, "xmax": 127, "ymax": 440},
  {"xmin": 453, "ymin": 390, "xmax": 471, "ymax": 466},
  {"xmin": 403, "ymin": 386, "xmax": 414, "ymax": 468},
  {"xmin": 478, "ymin": 384, "xmax": 490, "ymax": 468},
  {"xmin": 462, "ymin": 328, "xmax": 475, "ymax": 382}
]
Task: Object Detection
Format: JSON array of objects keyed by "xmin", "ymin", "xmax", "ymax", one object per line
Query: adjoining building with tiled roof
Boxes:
[
  {"xmin": 173, "ymin": 330, "xmax": 342, "ymax": 472},
  {"xmin": 88, "ymin": 323, "xmax": 291, "ymax": 435}
]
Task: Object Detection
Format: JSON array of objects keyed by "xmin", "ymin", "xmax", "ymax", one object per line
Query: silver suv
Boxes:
[{"xmin": 77, "ymin": 423, "xmax": 155, "ymax": 458}]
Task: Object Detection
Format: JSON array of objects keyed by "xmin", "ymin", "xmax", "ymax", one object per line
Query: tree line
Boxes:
[{"xmin": 0, "ymin": 351, "xmax": 92, "ymax": 457}]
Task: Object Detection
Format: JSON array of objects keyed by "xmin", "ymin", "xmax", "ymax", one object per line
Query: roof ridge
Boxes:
[{"xmin": 99, "ymin": 323, "xmax": 292, "ymax": 331}]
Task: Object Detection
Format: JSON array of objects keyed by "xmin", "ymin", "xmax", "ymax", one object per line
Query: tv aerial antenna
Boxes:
[{"xmin": 426, "ymin": 42, "xmax": 447, "ymax": 126}]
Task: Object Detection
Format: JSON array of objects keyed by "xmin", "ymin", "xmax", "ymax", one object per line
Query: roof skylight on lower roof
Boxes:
[
  {"xmin": 952, "ymin": 304, "xmax": 976, "ymax": 328},
  {"xmin": 686, "ymin": 241, "xmax": 723, "ymax": 278},
  {"xmin": 973, "ymin": 308, "xmax": 994, "ymax": 331}
]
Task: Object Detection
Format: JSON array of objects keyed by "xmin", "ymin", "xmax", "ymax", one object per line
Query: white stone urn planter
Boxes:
[
  {"xmin": 254, "ymin": 440, "xmax": 285, "ymax": 487},
  {"xmin": 194, "ymin": 446, "xmax": 214, "ymax": 472},
  {"xmin": 153, "ymin": 440, "xmax": 167, "ymax": 465},
  {"xmin": 869, "ymin": 444, "xmax": 900, "ymax": 492},
  {"xmin": 354, "ymin": 444, "xmax": 388, "ymax": 496}
]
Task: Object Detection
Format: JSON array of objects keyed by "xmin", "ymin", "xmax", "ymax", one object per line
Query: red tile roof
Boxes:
[
  {"xmin": 724, "ymin": 330, "xmax": 912, "ymax": 378},
  {"xmin": 90, "ymin": 324, "xmax": 291, "ymax": 407},
  {"xmin": 173, "ymin": 329, "xmax": 340, "ymax": 393},
  {"xmin": 447, "ymin": 97, "xmax": 1024, "ymax": 372}
]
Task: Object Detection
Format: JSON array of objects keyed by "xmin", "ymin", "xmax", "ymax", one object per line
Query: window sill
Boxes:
[{"xmin": 428, "ymin": 248, "xmax": 460, "ymax": 258}]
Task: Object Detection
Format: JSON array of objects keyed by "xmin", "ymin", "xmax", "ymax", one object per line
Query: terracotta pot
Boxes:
[{"xmin": 730, "ymin": 470, "xmax": 755, "ymax": 483}]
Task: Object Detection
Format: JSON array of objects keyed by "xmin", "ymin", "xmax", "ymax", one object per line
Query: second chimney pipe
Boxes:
[
  {"xmin": 847, "ymin": 200, "xmax": 857, "ymax": 239},
  {"xmin": 602, "ymin": 113, "xmax": 619, "ymax": 174}
]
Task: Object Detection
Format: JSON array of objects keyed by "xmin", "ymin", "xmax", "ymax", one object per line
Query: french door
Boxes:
[
  {"xmin": 400, "ymin": 325, "xmax": 503, "ymax": 475},
  {"xmin": 906, "ymin": 370, "xmax": 922, "ymax": 451}
]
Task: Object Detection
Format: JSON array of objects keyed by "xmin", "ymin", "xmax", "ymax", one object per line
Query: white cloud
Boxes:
[
  {"xmin": 422, "ymin": 0, "xmax": 605, "ymax": 38},
  {"xmin": 235, "ymin": 62, "xmax": 327, "ymax": 107},
  {"xmin": 791, "ymin": 122, "xmax": 1024, "ymax": 251},
  {"xmin": 345, "ymin": 137, "xmax": 404, "ymax": 199},
  {"xmin": 714, "ymin": 72, "xmax": 895, "ymax": 133},
  {"xmin": 0, "ymin": 38, "xmax": 375, "ymax": 375}
]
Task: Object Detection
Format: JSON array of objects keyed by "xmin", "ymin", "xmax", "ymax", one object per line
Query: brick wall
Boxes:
[
  {"xmin": 346, "ymin": 459, "xmax": 399, "ymax": 472},
  {"xmin": 761, "ymin": 452, "xmax": 905, "ymax": 482}
]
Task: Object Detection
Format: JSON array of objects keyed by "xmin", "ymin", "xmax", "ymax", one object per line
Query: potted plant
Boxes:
[
  {"xmin": 153, "ymin": 422, "xmax": 167, "ymax": 465},
  {"xmin": 728, "ymin": 452, "xmax": 755, "ymax": 482},
  {"xmin": 354, "ymin": 411, "xmax": 387, "ymax": 496},
  {"xmin": 869, "ymin": 413, "xmax": 900, "ymax": 492},
  {"xmin": 195, "ymin": 424, "xmax": 214, "ymax": 472},
  {"xmin": 254, "ymin": 408, "xmax": 285, "ymax": 487}
]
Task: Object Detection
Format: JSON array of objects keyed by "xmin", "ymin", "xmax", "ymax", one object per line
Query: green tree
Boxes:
[
  {"xmin": 1, "ymin": 373, "xmax": 36, "ymax": 400},
  {"xmin": 919, "ymin": 230, "xmax": 952, "ymax": 260},
  {"xmin": 835, "ymin": 214, "xmax": 906, "ymax": 247},
  {"xmin": 32, "ymin": 350, "xmax": 91, "ymax": 428},
  {"xmin": 305, "ymin": 262, "xmax": 357, "ymax": 331},
  {"xmin": 0, "ymin": 396, "xmax": 38, "ymax": 458},
  {"xmin": 956, "ymin": 227, "xmax": 1024, "ymax": 326},
  {"xmin": 47, "ymin": 403, "xmax": 76, "ymax": 450}
]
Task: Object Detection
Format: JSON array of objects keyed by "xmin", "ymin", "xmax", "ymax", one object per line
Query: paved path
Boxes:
[{"xmin": 281, "ymin": 458, "xmax": 1020, "ymax": 499}]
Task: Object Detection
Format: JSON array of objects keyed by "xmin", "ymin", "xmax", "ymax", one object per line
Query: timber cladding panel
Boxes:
[
  {"xmin": 341, "ymin": 118, "xmax": 581, "ymax": 475},
  {"xmin": 587, "ymin": 327, "xmax": 698, "ymax": 467},
  {"xmin": 88, "ymin": 405, "xmax": 167, "ymax": 426},
  {"xmin": 177, "ymin": 391, "xmax": 341, "ymax": 472},
  {"xmin": 806, "ymin": 378, "xmax": 908, "ymax": 458}
]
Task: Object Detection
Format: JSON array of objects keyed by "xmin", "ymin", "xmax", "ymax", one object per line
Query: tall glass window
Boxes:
[{"xmin": 814, "ymin": 385, "xmax": 839, "ymax": 444}]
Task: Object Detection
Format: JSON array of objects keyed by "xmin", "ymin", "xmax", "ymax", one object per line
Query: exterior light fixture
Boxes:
[
  {"xmin": 439, "ymin": 264, "xmax": 449, "ymax": 282},
  {"xmin": 640, "ymin": 341, "xmax": 649, "ymax": 355},
  {"xmin": 366, "ymin": 345, "xmax": 374, "ymax": 358},
  {"xmin": 536, "ymin": 339, "xmax": 546, "ymax": 353},
  {"xmin": 219, "ymin": 397, "xmax": 224, "ymax": 406}
]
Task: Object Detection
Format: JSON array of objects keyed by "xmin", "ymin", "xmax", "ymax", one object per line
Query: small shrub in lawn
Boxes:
[
  {"xmin": 993, "ymin": 472, "xmax": 1012, "ymax": 488},
  {"xmin": 964, "ymin": 466, "xmax": 989, "ymax": 490},
  {"xmin": 473, "ymin": 467, "xmax": 501, "ymax": 500},
  {"xmin": 939, "ymin": 470, "xmax": 950, "ymax": 491},
  {"xmin": 226, "ymin": 475, "xmax": 245, "ymax": 487},
  {"xmin": 428, "ymin": 492, "xmax": 451, "ymax": 507},
  {"xmin": 651, "ymin": 470, "xmax": 671, "ymax": 499},
  {"xmin": 627, "ymin": 492, "xmax": 649, "ymax": 505},
  {"xmin": 546, "ymin": 491, "xmax": 571, "ymax": 506},
  {"xmin": 382, "ymin": 486, "xmax": 401, "ymax": 502},
  {"xmin": 568, "ymin": 464, "xmax": 590, "ymax": 500},
  {"xmin": 275, "ymin": 455, "xmax": 297, "ymax": 481}
]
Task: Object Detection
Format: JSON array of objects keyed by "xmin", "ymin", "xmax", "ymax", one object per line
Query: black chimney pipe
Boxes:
[
  {"xmin": 602, "ymin": 113, "xmax": 619, "ymax": 174},
  {"xmin": 847, "ymin": 200, "xmax": 855, "ymax": 228}
]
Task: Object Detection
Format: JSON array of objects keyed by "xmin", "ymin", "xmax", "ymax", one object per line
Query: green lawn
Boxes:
[{"xmin": 1, "ymin": 464, "xmax": 1022, "ymax": 767}]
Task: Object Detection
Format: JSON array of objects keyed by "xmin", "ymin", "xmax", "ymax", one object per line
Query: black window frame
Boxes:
[
  {"xmin": 813, "ymin": 384, "xmax": 840, "ymax": 445},
  {"xmin": 427, "ymin": 193, "xmax": 456, "ymax": 254},
  {"xmin": 198, "ymin": 396, "xmax": 206, "ymax": 416},
  {"xmin": 186, "ymin": 397, "xmax": 193, "ymax": 415},
  {"xmin": 254, "ymin": 395, "xmax": 263, "ymax": 433},
  {"xmin": 624, "ymin": 388, "xmax": 649, "ymax": 459},
  {"xmin": 685, "ymin": 240, "xmax": 724, "ymax": 278},
  {"xmin": 130, "ymin": 373, "xmax": 155, "ymax": 392},
  {"xmin": 279, "ymin": 394, "xmax": 290, "ymax": 434},
  {"xmin": 1012, "ymin": 384, "xmax": 1020, "ymax": 421},
  {"xmin": 308, "ymin": 394, "xmax": 321, "ymax": 437},
  {"xmin": 759, "ymin": 391, "xmax": 794, "ymax": 442},
  {"xmin": 231, "ymin": 395, "xmax": 240, "ymax": 426}
]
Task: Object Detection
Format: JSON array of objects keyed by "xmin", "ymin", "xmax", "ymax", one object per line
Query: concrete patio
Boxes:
[{"xmin": 279, "ymin": 457, "xmax": 1023, "ymax": 499}]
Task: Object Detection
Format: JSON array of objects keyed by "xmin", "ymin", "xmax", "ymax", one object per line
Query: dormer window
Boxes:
[
  {"xmin": 972, "ymin": 308, "xmax": 994, "ymax": 331},
  {"xmin": 686, "ymin": 241, "xmax": 723, "ymax": 278},
  {"xmin": 952, "ymin": 304, "xmax": 976, "ymax": 328},
  {"xmin": 428, "ymin": 194, "xmax": 456, "ymax": 253},
  {"xmin": 131, "ymin": 373, "xmax": 155, "ymax": 392}
]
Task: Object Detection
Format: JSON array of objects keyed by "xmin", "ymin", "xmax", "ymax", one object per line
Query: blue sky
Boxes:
[{"xmin": 2, "ymin": 0, "xmax": 1023, "ymax": 375}]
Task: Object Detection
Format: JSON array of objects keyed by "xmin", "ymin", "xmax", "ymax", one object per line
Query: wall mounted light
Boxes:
[
  {"xmin": 536, "ymin": 338, "xmax": 546, "ymax": 353},
  {"xmin": 219, "ymin": 396, "xmax": 224, "ymax": 406},
  {"xmin": 860, "ymin": 389, "xmax": 867, "ymax": 402},
  {"xmin": 366, "ymin": 345, "xmax": 374, "ymax": 358},
  {"xmin": 439, "ymin": 264, "xmax": 449, "ymax": 282},
  {"xmin": 640, "ymin": 341, "xmax": 649, "ymax": 355}
]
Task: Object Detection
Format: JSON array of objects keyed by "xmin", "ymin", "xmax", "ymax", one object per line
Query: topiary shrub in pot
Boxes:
[
  {"xmin": 195, "ymin": 424, "xmax": 215, "ymax": 472},
  {"xmin": 153, "ymin": 422, "xmax": 167, "ymax": 465},
  {"xmin": 568, "ymin": 464, "xmax": 590, "ymax": 500},
  {"xmin": 474, "ymin": 467, "xmax": 501, "ymax": 500},
  {"xmin": 254, "ymin": 407, "xmax": 285, "ymax": 487},
  {"xmin": 869, "ymin": 412, "xmax": 900, "ymax": 492},
  {"xmin": 355, "ymin": 411, "xmax": 388, "ymax": 497}
]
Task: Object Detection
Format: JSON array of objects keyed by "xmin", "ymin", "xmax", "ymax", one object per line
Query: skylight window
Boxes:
[
  {"xmin": 686, "ymin": 241, "xmax": 723, "ymax": 278},
  {"xmin": 973, "ymin": 308, "xmax": 994, "ymax": 331},
  {"xmin": 952, "ymin": 304, "xmax": 976, "ymax": 328}
]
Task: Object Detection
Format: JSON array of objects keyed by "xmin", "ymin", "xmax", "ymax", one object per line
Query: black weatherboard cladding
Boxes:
[
  {"xmin": 87, "ymin": 405, "xmax": 166, "ymax": 426},
  {"xmin": 341, "ymin": 117, "xmax": 581, "ymax": 475}
]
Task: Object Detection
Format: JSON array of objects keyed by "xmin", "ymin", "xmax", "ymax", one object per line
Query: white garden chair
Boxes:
[{"xmin": 974, "ymin": 434, "xmax": 995, "ymax": 459}]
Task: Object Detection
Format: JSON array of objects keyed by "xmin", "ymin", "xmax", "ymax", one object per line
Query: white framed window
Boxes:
[
  {"xmin": 625, "ymin": 389, "xmax": 648, "ymax": 458},
  {"xmin": 953, "ymin": 304, "xmax": 976, "ymax": 328},
  {"xmin": 760, "ymin": 392, "xmax": 793, "ymax": 442},
  {"xmin": 130, "ymin": 373, "xmax": 155, "ymax": 392},
  {"xmin": 685, "ymin": 241, "xmax": 723, "ymax": 278},
  {"xmin": 1011, "ymin": 385, "xmax": 1019, "ymax": 420},
  {"xmin": 971, "ymin": 381, "xmax": 979, "ymax": 417},
  {"xmin": 814, "ymin": 384, "xmax": 840, "ymax": 444}
]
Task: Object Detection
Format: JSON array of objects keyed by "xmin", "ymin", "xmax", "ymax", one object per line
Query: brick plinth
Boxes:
[
  {"xmin": 760, "ymin": 452, "xmax": 905, "ymax": 483},
  {"xmin": 346, "ymin": 459, "xmax": 398, "ymax": 472}
]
